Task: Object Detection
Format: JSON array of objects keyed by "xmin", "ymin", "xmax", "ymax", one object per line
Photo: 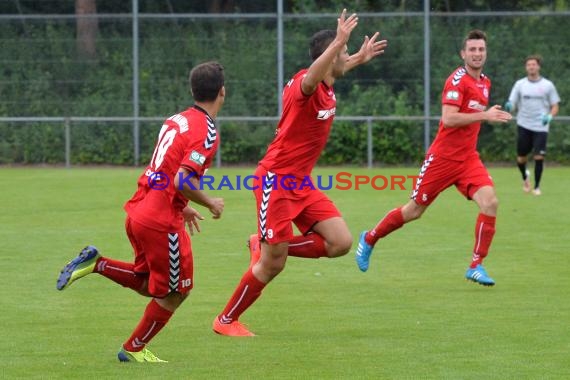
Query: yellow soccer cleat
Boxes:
[
  {"xmin": 118, "ymin": 347, "xmax": 168, "ymax": 363},
  {"xmin": 56, "ymin": 246, "xmax": 100, "ymax": 290}
]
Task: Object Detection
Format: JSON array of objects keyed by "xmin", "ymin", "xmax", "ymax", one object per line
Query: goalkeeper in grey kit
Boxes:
[{"xmin": 505, "ymin": 55, "xmax": 560, "ymax": 195}]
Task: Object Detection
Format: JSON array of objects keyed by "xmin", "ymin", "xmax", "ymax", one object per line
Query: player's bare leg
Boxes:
[
  {"xmin": 311, "ymin": 217, "xmax": 353, "ymax": 258},
  {"xmin": 517, "ymin": 155, "xmax": 531, "ymax": 193},
  {"xmin": 253, "ymin": 241, "xmax": 289, "ymax": 283},
  {"xmin": 532, "ymin": 154, "xmax": 544, "ymax": 195}
]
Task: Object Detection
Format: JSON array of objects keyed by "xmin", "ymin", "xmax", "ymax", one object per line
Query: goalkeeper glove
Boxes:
[
  {"xmin": 542, "ymin": 113, "xmax": 553, "ymax": 125},
  {"xmin": 504, "ymin": 101, "xmax": 513, "ymax": 112}
]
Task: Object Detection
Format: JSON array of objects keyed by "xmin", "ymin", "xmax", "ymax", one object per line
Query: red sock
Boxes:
[
  {"xmin": 95, "ymin": 257, "xmax": 146, "ymax": 292},
  {"xmin": 288, "ymin": 233, "xmax": 327, "ymax": 258},
  {"xmin": 365, "ymin": 207, "xmax": 405, "ymax": 246},
  {"xmin": 470, "ymin": 213, "xmax": 496, "ymax": 268},
  {"xmin": 218, "ymin": 268, "xmax": 266, "ymax": 324},
  {"xmin": 123, "ymin": 299, "xmax": 173, "ymax": 352}
]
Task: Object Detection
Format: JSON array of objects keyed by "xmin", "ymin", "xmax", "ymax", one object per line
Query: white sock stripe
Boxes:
[
  {"xmin": 220, "ymin": 315, "xmax": 231, "ymax": 323},
  {"xmin": 288, "ymin": 240, "xmax": 314, "ymax": 247},
  {"xmin": 226, "ymin": 285, "xmax": 249, "ymax": 318},
  {"xmin": 132, "ymin": 338, "xmax": 144, "ymax": 348},
  {"xmin": 474, "ymin": 221, "xmax": 485, "ymax": 254},
  {"xmin": 141, "ymin": 321, "xmax": 158, "ymax": 341},
  {"xmin": 106, "ymin": 264, "xmax": 135, "ymax": 274}
]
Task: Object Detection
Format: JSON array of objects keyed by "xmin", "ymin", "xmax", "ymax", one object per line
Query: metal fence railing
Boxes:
[{"xmin": 1, "ymin": 116, "xmax": 568, "ymax": 168}]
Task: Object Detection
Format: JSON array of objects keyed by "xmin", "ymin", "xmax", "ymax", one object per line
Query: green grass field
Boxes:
[{"xmin": 1, "ymin": 166, "xmax": 569, "ymax": 379}]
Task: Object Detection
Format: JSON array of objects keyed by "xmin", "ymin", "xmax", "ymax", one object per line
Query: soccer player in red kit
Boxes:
[
  {"xmin": 213, "ymin": 9, "xmax": 388, "ymax": 336},
  {"xmin": 355, "ymin": 30, "xmax": 512, "ymax": 286},
  {"xmin": 56, "ymin": 61, "xmax": 225, "ymax": 362}
]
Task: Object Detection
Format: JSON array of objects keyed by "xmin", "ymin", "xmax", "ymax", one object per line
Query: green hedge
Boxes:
[{"xmin": 0, "ymin": 13, "xmax": 568, "ymax": 165}]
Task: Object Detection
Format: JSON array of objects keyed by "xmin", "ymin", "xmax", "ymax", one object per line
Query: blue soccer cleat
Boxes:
[
  {"xmin": 465, "ymin": 264, "xmax": 495, "ymax": 286},
  {"xmin": 355, "ymin": 231, "xmax": 374, "ymax": 272},
  {"xmin": 56, "ymin": 245, "xmax": 100, "ymax": 290}
]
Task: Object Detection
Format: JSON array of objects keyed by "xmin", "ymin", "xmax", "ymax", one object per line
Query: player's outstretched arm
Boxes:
[
  {"xmin": 301, "ymin": 9, "xmax": 358, "ymax": 95},
  {"xmin": 442, "ymin": 104, "xmax": 512, "ymax": 128},
  {"xmin": 345, "ymin": 32, "xmax": 388, "ymax": 73}
]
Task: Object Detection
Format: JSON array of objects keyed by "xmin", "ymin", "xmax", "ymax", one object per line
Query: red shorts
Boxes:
[
  {"xmin": 411, "ymin": 153, "xmax": 494, "ymax": 206},
  {"xmin": 125, "ymin": 216, "xmax": 193, "ymax": 298},
  {"xmin": 253, "ymin": 166, "xmax": 341, "ymax": 244}
]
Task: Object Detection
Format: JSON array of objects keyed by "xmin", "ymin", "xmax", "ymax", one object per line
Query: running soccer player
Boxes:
[
  {"xmin": 212, "ymin": 9, "xmax": 388, "ymax": 337},
  {"xmin": 504, "ymin": 55, "xmax": 560, "ymax": 195},
  {"xmin": 56, "ymin": 61, "xmax": 225, "ymax": 362},
  {"xmin": 356, "ymin": 29, "xmax": 512, "ymax": 286}
]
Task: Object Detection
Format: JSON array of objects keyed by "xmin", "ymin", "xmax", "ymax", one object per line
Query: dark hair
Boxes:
[
  {"xmin": 309, "ymin": 29, "xmax": 336, "ymax": 61},
  {"xmin": 189, "ymin": 61, "xmax": 225, "ymax": 102},
  {"xmin": 525, "ymin": 54, "xmax": 542, "ymax": 66},
  {"xmin": 462, "ymin": 29, "xmax": 487, "ymax": 49}
]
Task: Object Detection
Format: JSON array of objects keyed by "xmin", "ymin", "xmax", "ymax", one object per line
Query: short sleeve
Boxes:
[
  {"xmin": 508, "ymin": 81, "xmax": 520, "ymax": 105},
  {"xmin": 179, "ymin": 119, "xmax": 218, "ymax": 177},
  {"xmin": 442, "ymin": 77, "xmax": 463, "ymax": 107},
  {"xmin": 548, "ymin": 82, "xmax": 561, "ymax": 106}
]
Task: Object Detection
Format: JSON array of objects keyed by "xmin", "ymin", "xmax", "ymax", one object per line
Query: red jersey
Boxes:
[
  {"xmin": 428, "ymin": 66, "xmax": 491, "ymax": 161},
  {"xmin": 124, "ymin": 106, "xmax": 219, "ymax": 232},
  {"xmin": 259, "ymin": 69, "xmax": 336, "ymax": 178}
]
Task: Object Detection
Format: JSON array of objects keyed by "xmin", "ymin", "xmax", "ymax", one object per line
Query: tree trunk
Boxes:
[
  {"xmin": 208, "ymin": 0, "xmax": 234, "ymax": 13},
  {"xmin": 75, "ymin": 0, "xmax": 98, "ymax": 59}
]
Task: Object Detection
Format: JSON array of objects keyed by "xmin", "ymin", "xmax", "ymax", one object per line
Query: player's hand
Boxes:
[
  {"xmin": 336, "ymin": 9, "xmax": 358, "ymax": 46},
  {"xmin": 485, "ymin": 105, "xmax": 512, "ymax": 123},
  {"xmin": 208, "ymin": 197, "xmax": 224, "ymax": 219},
  {"xmin": 183, "ymin": 206, "xmax": 204, "ymax": 235},
  {"xmin": 356, "ymin": 32, "xmax": 388, "ymax": 64},
  {"xmin": 504, "ymin": 101, "xmax": 513, "ymax": 112},
  {"xmin": 541, "ymin": 113, "xmax": 553, "ymax": 125}
]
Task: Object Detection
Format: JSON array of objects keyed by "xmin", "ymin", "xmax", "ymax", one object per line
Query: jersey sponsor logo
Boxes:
[
  {"xmin": 451, "ymin": 68, "xmax": 466, "ymax": 86},
  {"xmin": 190, "ymin": 150, "xmax": 206, "ymax": 165},
  {"xmin": 468, "ymin": 100, "xmax": 486, "ymax": 111},
  {"xmin": 317, "ymin": 107, "xmax": 336, "ymax": 120},
  {"xmin": 483, "ymin": 87, "xmax": 489, "ymax": 98},
  {"xmin": 446, "ymin": 90, "xmax": 459, "ymax": 100}
]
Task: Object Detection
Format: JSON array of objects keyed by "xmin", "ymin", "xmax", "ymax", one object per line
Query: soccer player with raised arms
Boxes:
[
  {"xmin": 356, "ymin": 30, "xmax": 512, "ymax": 286},
  {"xmin": 213, "ymin": 9, "xmax": 387, "ymax": 336},
  {"xmin": 56, "ymin": 61, "xmax": 225, "ymax": 362}
]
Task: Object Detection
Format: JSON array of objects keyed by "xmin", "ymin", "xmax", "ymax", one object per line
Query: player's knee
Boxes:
[
  {"xmin": 481, "ymin": 195, "xmax": 499, "ymax": 214},
  {"xmin": 403, "ymin": 204, "xmax": 424, "ymax": 221},
  {"xmin": 327, "ymin": 233, "xmax": 353, "ymax": 257},
  {"xmin": 408, "ymin": 209, "xmax": 423, "ymax": 221},
  {"xmin": 258, "ymin": 254, "xmax": 287, "ymax": 278}
]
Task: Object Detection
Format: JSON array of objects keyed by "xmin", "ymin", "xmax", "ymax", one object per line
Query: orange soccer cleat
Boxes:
[
  {"xmin": 247, "ymin": 234, "xmax": 261, "ymax": 267},
  {"xmin": 213, "ymin": 317, "xmax": 255, "ymax": 337}
]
